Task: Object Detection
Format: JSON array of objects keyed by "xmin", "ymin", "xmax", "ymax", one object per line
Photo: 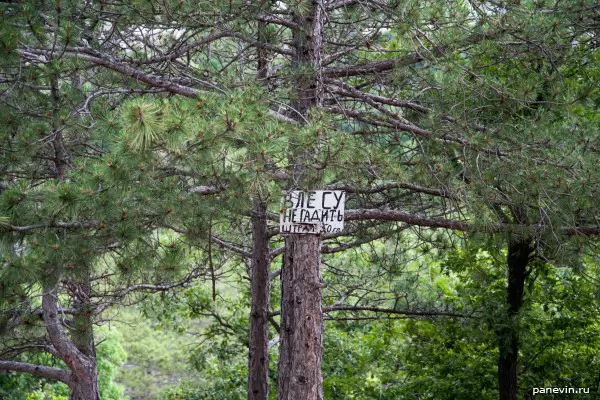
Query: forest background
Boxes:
[{"xmin": 0, "ymin": 0, "xmax": 600, "ymax": 399}]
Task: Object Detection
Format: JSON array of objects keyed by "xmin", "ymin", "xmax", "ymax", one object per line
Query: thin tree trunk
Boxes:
[
  {"xmin": 257, "ymin": 18, "xmax": 268, "ymax": 82},
  {"xmin": 71, "ymin": 274, "xmax": 96, "ymax": 358},
  {"xmin": 247, "ymin": 9, "xmax": 273, "ymax": 397},
  {"xmin": 248, "ymin": 201, "xmax": 271, "ymax": 400},
  {"xmin": 498, "ymin": 239, "xmax": 531, "ymax": 400},
  {"xmin": 278, "ymin": 234, "xmax": 323, "ymax": 400}
]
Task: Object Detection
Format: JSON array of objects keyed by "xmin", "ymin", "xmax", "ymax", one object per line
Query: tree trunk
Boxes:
[
  {"xmin": 248, "ymin": 201, "xmax": 271, "ymax": 400},
  {"xmin": 289, "ymin": 0, "xmax": 325, "ymax": 120},
  {"xmin": 498, "ymin": 329, "xmax": 519, "ymax": 400},
  {"xmin": 71, "ymin": 275, "xmax": 100, "ymax": 400},
  {"xmin": 257, "ymin": 18, "xmax": 268, "ymax": 82},
  {"xmin": 277, "ymin": 1, "xmax": 326, "ymax": 399},
  {"xmin": 278, "ymin": 234, "xmax": 323, "ymax": 400},
  {"xmin": 68, "ymin": 367, "xmax": 100, "ymax": 400},
  {"xmin": 71, "ymin": 274, "xmax": 96, "ymax": 358},
  {"xmin": 498, "ymin": 239, "xmax": 531, "ymax": 400},
  {"xmin": 42, "ymin": 287, "xmax": 100, "ymax": 400},
  {"xmin": 247, "ymin": 8, "xmax": 273, "ymax": 398}
]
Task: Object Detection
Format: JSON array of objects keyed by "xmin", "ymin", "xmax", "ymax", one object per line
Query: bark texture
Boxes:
[
  {"xmin": 289, "ymin": 0, "xmax": 325, "ymax": 120},
  {"xmin": 42, "ymin": 287, "xmax": 100, "ymax": 400},
  {"xmin": 498, "ymin": 239, "xmax": 531, "ymax": 400},
  {"xmin": 277, "ymin": 2, "xmax": 326, "ymax": 398},
  {"xmin": 248, "ymin": 201, "xmax": 271, "ymax": 400},
  {"xmin": 278, "ymin": 234, "xmax": 323, "ymax": 400},
  {"xmin": 0, "ymin": 360, "xmax": 71, "ymax": 383}
]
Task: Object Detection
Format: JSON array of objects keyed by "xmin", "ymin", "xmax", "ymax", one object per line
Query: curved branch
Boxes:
[
  {"xmin": 346, "ymin": 209, "xmax": 600, "ymax": 237},
  {"xmin": 6, "ymin": 220, "xmax": 99, "ymax": 232},
  {"xmin": 268, "ymin": 305, "xmax": 467, "ymax": 318},
  {"xmin": 345, "ymin": 208, "xmax": 469, "ymax": 230},
  {"xmin": 323, "ymin": 305, "xmax": 468, "ymax": 318},
  {"xmin": 0, "ymin": 360, "xmax": 71, "ymax": 384},
  {"xmin": 323, "ymin": 29, "xmax": 500, "ymax": 78},
  {"xmin": 19, "ymin": 48, "xmax": 205, "ymax": 97},
  {"xmin": 326, "ymin": 80, "xmax": 428, "ymax": 113},
  {"xmin": 129, "ymin": 31, "xmax": 232, "ymax": 64},
  {"xmin": 325, "ymin": 182, "xmax": 461, "ymax": 200}
]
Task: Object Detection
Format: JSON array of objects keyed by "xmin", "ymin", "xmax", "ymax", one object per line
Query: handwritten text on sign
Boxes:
[{"xmin": 280, "ymin": 190, "xmax": 345, "ymax": 234}]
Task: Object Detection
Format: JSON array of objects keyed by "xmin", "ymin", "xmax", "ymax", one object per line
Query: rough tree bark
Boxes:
[
  {"xmin": 278, "ymin": 234, "xmax": 324, "ymax": 400},
  {"xmin": 289, "ymin": 0, "xmax": 324, "ymax": 119},
  {"xmin": 42, "ymin": 286, "xmax": 100, "ymax": 400},
  {"xmin": 246, "ymin": 8, "xmax": 274, "ymax": 397},
  {"xmin": 248, "ymin": 201, "xmax": 271, "ymax": 400},
  {"xmin": 498, "ymin": 238, "xmax": 532, "ymax": 400},
  {"xmin": 277, "ymin": 1, "xmax": 326, "ymax": 399}
]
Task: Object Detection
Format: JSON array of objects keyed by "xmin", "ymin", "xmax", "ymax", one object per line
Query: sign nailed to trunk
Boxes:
[{"xmin": 280, "ymin": 190, "xmax": 346, "ymax": 234}]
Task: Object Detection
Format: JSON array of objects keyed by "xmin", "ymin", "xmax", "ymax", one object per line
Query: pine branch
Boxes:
[
  {"xmin": 19, "ymin": 48, "xmax": 205, "ymax": 97},
  {"xmin": 326, "ymin": 79, "xmax": 486, "ymax": 132},
  {"xmin": 324, "ymin": 305, "xmax": 468, "ymax": 318},
  {"xmin": 106, "ymin": 270, "xmax": 206, "ymax": 299},
  {"xmin": 324, "ymin": 182, "xmax": 461, "ymax": 200},
  {"xmin": 1, "ymin": 307, "xmax": 78, "ymax": 332},
  {"xmin": 325, "ymin": 79, "xmax": 428, "ymax": 112},
  {"xmin": 188, "ymin": 185, "xmax": 224, "ymax": 195},
  {"xmin": 345, "ymin": 209, "xmax": 600, "ymax": 237},
  {"xmin": 256, "ymin": 14, "xmax": 301, "ymax": 30},
  {"xmin": 268, "ymin": 305, "xmax": 467, "ymax": 318},
  {"xmin": 565, "ymin": 227, "xmax": 600, "ymax": 236},
  {"xmin": 323, "ymin": 56, "xmax": 423, "ymax": 79},
  {"xmin": 323, "ymin": 105, "xmax": 433, "ymax": 138},
  {"xmin": 321, "ymin": 230, "xmax": 400, "ymax": 254},
  {"xmin": 127, "ymin": 31, "xmax": 232, "ymax": 64},
  {"xmin": 227, "ymin": 32, "xmax": 295, "ymax": 57},
  {"xmin": 0, "ymin": 360, "xmax": 71, "ymax": 384},
  {"xmin": 326, "ymin": 0, "xmax": 388, "ymax": 11},
  {"xmin": 6, "ymin": 220, "xmax": 99, "ymax": 232},
  {"xmin": 322, "ymin": 29, "xmax": 502, "ymax": 78},
  {"xmin": 17, "ymin": 49, "xmax": 305, "ymax": 124},
  {"xmin": 211, "ymin": 235, "xmax": 252, "ymax": 258},
  {"xmin": 268, "ymin": 316, "xmax": 281, "ymax": 333},
  {"xmin": 3, "ymin": 213, "xmax": 598, "ymax": 240},
  {"xmin": 161, "ymin": 223, "xmax": 252, "ymax": 258},
  {"xmin": 344, "ymin": 208, "xmax": 469, "ymax": 230}
]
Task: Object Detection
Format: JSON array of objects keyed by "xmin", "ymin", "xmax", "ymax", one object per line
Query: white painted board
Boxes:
[{"xmin": 280, "ymin": 190, "xmax": 345, "ymax": 234}]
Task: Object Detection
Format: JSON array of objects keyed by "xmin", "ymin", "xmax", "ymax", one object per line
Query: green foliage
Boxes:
[
  {"xmin": 160, "ymin": 351, "xmax": 248, "ymax": 400},
  {"xmin": 121, "ymin": 99, "xmax": 167, "ymax": 151},
  {"xmin": 96, "ymin": 326, "xmax": 129, "ymax": 400},
  {"xmin": 25, "ymin": 385, "xmax": 69, "ymax": 400},
  {"xmin": 109, "ymin": 308, "xmax": 192, "ymax": 399},
  {"xmin": 323, "ymin": 321, "xmax": 405, "ymax": 399},
  {"xmin": 0, "ymin": 326, "xmax": 128, "ymax": 400},
  {"xmin": 138, "ymin": 278, "xmax": 253, "ymax": 399},
  {"xmin": 0, "ymin": 373, "xmax": 60, "ymax": 400},
  {"xmin": 397, "ymin": 246, "xmax": 600, "ymax": 399}
]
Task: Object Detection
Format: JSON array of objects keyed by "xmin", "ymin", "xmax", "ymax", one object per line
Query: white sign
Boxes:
[{"xmin": 280, "ymin": 190, "xmax": 345, "ymax": 234}]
